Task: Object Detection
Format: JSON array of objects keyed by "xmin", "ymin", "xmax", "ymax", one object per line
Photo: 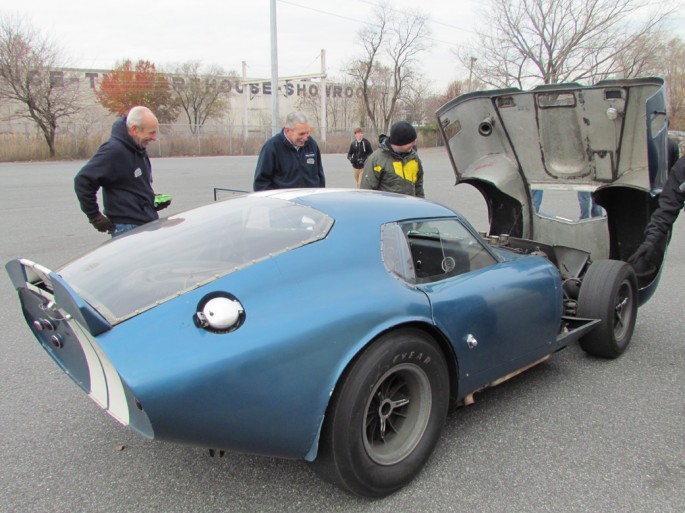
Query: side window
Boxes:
[
  {"xmin": 381, "ymin": 223, "xmax": 416, "ymax": 283},
  {"xmin": 399, "ymin": 219, "xmax": 497, "ymax": 284}
]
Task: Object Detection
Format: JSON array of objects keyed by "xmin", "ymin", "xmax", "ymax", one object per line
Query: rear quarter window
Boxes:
[{"xmin": 382, "ymin": 219, "xmax": 497, "ymax": 284}]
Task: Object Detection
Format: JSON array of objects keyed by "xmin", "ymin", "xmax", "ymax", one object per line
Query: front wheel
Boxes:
[
  {"xmin": 311, "ymin": 328, "xmax": 449, "ymax": 498},
  {"xmin": 577, "ymin": 259, "xmax": 638, "ymax": 358}
]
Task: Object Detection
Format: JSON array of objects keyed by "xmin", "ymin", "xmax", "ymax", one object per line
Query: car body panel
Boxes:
[
  {"xmin": 7, "ymin": 189, "xmax": 592, "ymax": 462},
  {"xmin": 436, "ymin": 77, "xmax": 669, "ymax": 304},
  {"xmin": 425, "ymin": 252, "xmax": 562, "ymax": 393}
]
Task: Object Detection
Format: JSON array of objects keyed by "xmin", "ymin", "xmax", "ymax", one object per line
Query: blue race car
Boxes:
[{"xmin": 6, "ymin": 77, "xmax": 668, "ymax": 498}]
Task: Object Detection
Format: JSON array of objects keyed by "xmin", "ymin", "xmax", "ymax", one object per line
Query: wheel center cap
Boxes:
[{"xmin": 379, "ymin": 398, "xmax": 393, "ymax": 419}]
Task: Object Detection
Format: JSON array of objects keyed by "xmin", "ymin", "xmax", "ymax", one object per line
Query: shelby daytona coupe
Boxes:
[{"xmin": 6, "ymin": 77, "xmax": 669, "ymax": 497}]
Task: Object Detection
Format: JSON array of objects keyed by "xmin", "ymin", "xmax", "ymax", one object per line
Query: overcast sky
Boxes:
[
  {"xmin": 5, "ymin": 0, "xmax": 479, "ymax": 92},
  {"xmin": 7, "ymin": 0, "xmax": 685, "ymax": 93}
]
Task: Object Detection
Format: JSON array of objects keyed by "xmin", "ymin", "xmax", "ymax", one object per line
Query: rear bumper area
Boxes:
[{"xmin": 7, "ymin": 259, "xmax": 154, "ymax": 439}]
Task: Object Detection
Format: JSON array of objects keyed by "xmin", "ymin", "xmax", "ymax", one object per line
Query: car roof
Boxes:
[
  {"xmin": 259, "ymin": 188, "xmax": 460, "ymax": 224},
  {"xmin": 56, "ymin": 190, "xmax": 464, "ymax": 323}
]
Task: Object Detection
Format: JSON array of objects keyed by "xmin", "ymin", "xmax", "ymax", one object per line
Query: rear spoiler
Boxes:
[{"xmin": 6, "ymin": 258, "xmax": 111, "ymax": 336}]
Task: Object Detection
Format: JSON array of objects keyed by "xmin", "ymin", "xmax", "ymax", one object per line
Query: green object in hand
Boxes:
[{"xmin": 154, "ymin": 194, "xmax": 172, "ymax": 208}]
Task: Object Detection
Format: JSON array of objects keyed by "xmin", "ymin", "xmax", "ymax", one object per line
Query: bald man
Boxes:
[{"xmin": 75, "ymin": 106, "xmax": 170, "ymax": 237}]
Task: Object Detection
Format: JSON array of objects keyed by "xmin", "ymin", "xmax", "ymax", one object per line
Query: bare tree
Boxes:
[
  {"xmin": 601, "ymin": 32, "xmax": 685, "ymax": 128},
  {"xmin": 170, "ymin": 61, "xmax": 235, "ymax": 134},
  {"xmin": 0, "ymin": 14, "xmax": 81, "ymax": 157},
  {"xmin": 400, "ymin": 82, "xmax": 433, "ymax": 125},
  {"xmin": 295, "ymin": 78, "xmax": 367, "ymax": 135},
  {"xmin": 605, "ymin": 31, "xmax": 666, "ymax": 80},
  {"xmin": 648, "ymin": 36, "xmax": 685, "ymax": 130},
  {"xmin": 425, "ymin": 80, "xmax": 468, "ymax": 118},
  {"xmin": 461, "ymin": 0, "xmax": 676, "ymax": 88},
  {"xmin": 662, "ymin": 38, "xmax": 685, "ymax": 130},
  {"xmin": 347, "ymin": 2, "xmax": 430, "ymax": 135}
]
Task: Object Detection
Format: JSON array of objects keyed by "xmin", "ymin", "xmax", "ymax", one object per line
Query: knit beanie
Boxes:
[{"xmin": 389, "ymin": 121, "xmax": 417, "ymax": 146}]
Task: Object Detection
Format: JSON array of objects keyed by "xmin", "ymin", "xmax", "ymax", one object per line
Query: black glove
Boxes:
[
  {"xmin": 627, "ymin": 242, "xmax": 662, "ymax": 277},
  {"xmin": 155, "ymin": 200, "xmax": 171, "ymax": 211},
  {"xmin": 89, "ymin": 213, "xmax": 114, "ymax": 234}
]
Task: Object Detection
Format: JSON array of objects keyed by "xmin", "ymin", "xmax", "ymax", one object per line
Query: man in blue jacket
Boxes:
[
  {"xmin": 75, "ymin": 106, "xmax": 170, "ymax": 237},
  {"xmin": 253, "ymin": 111, "xmax": 325, "ymax": 191}
]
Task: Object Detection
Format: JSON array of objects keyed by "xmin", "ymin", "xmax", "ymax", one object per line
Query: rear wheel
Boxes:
[
  {"xmin": 577, "ymin": 259, "xmax": 638, "ymax": 358},
  {"xmin": 311, "ymin": 328, "xmax": 449, "ymax": 498}
]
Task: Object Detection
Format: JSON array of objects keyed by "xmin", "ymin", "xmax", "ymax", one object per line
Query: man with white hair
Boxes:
[
  {"xmin": 75, "ymin": 106, "xmax": 171, "ymax": 237},
  {"xmin": 253, "ymin": 111, "xmax": 325, "ymax": 191}
]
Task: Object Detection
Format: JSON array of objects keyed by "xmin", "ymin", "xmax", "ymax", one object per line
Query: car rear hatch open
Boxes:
[{"xmin": 436, "ymin": 77, "xmax": 669, "ymax": 302}]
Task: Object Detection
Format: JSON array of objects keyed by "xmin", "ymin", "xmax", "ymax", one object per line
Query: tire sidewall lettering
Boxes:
[
  {"xmin": 392, "ymin": 351, "xmax": 431, "ymax": 365},
  {"xmin": 312, "ymin": 330, "xmax": 449, "ymax": 497}
]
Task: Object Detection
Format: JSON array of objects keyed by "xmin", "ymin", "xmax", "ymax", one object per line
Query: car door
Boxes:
[{"xmin": 396, "ymin": 219, "xmax": 562, "ymax": 393}]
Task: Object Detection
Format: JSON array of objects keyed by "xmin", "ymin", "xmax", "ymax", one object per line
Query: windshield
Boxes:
[{"xmin": 59, "ymin": 196, "xmax": 333, "ymax": 321}]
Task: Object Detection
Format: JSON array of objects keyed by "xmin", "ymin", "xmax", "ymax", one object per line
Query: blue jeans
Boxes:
[
  {"xmin": 112, "ymin": 223, "xmax": 139, "ymax": 238},
  {"xmin": 578, "ymin": 192, "xmax": 603, "ymax": 219}
]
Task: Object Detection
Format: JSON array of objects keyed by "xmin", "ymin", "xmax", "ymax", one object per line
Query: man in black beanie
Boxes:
[{"xmin": 360, "ymin": 121, "xmax": 425, "ymax": 197}]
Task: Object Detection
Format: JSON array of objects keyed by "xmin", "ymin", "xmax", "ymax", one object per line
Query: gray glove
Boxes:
[{"xmin": 89, "ymin": 213, "xmax": 114, "ymax": 234}]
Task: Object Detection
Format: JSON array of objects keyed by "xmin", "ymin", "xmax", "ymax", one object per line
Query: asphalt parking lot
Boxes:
[{"xmin": 1, "ymin": 149, "xmax": 684, "ymax": 512}]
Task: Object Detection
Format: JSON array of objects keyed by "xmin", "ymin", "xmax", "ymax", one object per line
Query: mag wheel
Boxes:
[
  {"xmin": 311, "ymin": 328, "xmax": 449, "ymax": 498},
  {"xmin": 577, "ymin": 259, "xmax": 638, "ymax": 358}
]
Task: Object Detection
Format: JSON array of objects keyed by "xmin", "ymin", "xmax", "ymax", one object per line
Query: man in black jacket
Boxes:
[
  {"xmin": 668, "ymin": 136, "xmax": 680, "ymax": 172},
  {"xmin": 253, "ymin": 111, "xmax": 325, "ymax": 191},
  {"xmin": 75, "ymin": 106, "xmax": 170, "ymax": 237},
  {"xmin": 628, "ymin": 155, "xmax": 685, "ymax": 277},
  {"xmin": 346, "ymin": 128, "xmax": 373, "ymax": 187}
]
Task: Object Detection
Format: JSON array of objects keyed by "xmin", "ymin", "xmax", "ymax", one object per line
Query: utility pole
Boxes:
[
  {"xmin": 468, "ymin": 57, "xmax": 477, "ymax": 92},
  {"xmin": 242, "ymin": 61, "xmax": 248, "ymax": 141},
  {"xmin": 270, "ymin": 0, "xmax": 280, "ymax": 136},
  {"xmin": 320, "ymin": 49, "xmax": 327, "ymax": 143}
]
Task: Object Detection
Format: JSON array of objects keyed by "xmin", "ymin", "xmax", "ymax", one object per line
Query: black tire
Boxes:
[
  {"xmin": 577, "ymin": 259, "xmax": 638, "ymax": 358},
  {"xmin": 311, "ymin": 328, "xmax": 449, "ymax": 498}
]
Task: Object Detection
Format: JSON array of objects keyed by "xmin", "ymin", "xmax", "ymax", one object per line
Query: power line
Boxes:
[
  {"xmin": 277, "ymin": 0, "xmax": 476, "ymax": 49},
  {"xmin": 278, "ymin": 0, "xmax": 367, "ymax": 25},
  {"xmin": 355, "ymin": 0, "xmax": 476, "ymax": 35}
]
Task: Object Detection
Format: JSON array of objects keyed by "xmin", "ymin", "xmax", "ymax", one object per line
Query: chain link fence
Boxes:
[{"xmin": 0, "ymin": 122, "xmax": 443, "ymax": 162}]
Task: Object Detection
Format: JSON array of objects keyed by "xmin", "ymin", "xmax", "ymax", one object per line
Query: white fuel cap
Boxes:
[{"xmin": 200, "ymin": 297, "xmax": 243, "ymax": 330}]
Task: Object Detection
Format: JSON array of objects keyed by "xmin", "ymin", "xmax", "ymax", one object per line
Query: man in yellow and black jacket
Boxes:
[{"xmin": 360, "ymin": 121, "xmax": 425, "ymax": 197}]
